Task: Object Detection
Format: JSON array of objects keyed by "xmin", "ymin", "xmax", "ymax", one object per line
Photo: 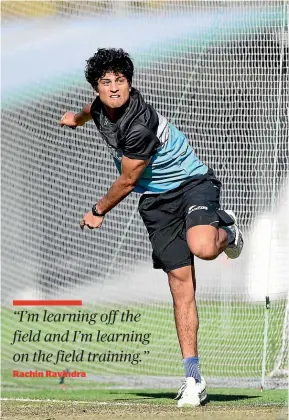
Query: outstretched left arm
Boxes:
[{"xmin": 80, "ymin": 156, "xmax": 149, "ymax": 230}]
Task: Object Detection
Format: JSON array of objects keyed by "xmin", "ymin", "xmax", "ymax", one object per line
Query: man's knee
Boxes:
[
  {"xmin": 190, "ymin": 243, "xmax": 219, "ymax": 260},
  {"xmin": 168, "ymin": 266, "xmax": 194, "ymax": 284},
  {"xmin": 168, "ymin": 266, "xmax": 196, "ymax": 303},
  {"xmin": 187, "ymin": 226, "xmax": 219, "ymax": 260}
]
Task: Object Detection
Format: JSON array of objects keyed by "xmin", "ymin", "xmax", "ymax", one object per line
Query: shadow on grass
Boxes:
[
  {"xmin": 207, "ymin": 394, "xmax": 260, "ymax": 403},
  {"xmin": 112, "ymin": 391, "xmax": 260, "ymax": 404}
]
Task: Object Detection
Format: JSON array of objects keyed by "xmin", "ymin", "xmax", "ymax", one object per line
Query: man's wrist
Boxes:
[
  {"xmin": 92, "ymin": 204, "xmax": 105, "ymax": 217},
  {"xmin": 74, "ymin": 112, "xmax": 84, "ymax": 126}
]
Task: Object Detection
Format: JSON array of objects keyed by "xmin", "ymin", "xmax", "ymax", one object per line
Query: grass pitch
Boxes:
[{"xmin": 1, "ymin": 386, "xmax": 288, "ymax": 420}]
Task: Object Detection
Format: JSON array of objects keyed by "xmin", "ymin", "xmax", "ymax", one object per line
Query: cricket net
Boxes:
[{"xmin": 2, "ymin": 1, "xmax": 288, "ymax": 387}]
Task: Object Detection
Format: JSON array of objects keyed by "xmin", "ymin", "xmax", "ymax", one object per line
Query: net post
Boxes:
[{"xmin": 261, "ymin": 295, "xmax": 271, "ymax": 390}]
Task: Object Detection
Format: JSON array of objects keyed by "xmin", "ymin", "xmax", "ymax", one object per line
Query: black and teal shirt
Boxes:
[{"xmin": 90, "ymin": 88, "xmax": 208, "ymax": 193}]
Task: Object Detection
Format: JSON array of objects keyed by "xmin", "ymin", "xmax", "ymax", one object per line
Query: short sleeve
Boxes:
[{"xmin": 122, "ymin": 124, "xmax": 160, "ymax": 160}]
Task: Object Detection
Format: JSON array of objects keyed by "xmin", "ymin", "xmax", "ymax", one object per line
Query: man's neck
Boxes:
[{"xmin": 103, "ymin": 101, "xmax": 129, "ymax": 123}]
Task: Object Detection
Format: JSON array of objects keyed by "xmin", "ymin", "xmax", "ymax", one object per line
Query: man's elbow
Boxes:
[{"xmin": 121, "ymin": 176, "xmax": 138, "ymax": 191}]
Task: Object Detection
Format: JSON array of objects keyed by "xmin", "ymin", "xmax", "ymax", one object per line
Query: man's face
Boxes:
[{"xmin": 97, "ymin": 72, "xmax": 130, "ymax": 109}]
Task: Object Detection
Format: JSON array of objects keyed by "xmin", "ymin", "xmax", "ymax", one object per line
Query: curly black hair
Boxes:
[{"xmin": 85, "ymin": 48, "xmax": 134, "ymax": 89}]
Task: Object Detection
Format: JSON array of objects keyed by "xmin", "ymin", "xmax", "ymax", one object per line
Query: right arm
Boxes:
[{"xmin": 60, "ymin": 103, "xmax": 92, "ymax": 128}]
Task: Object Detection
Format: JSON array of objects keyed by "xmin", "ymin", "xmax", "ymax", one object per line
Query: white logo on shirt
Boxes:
[{"xmin": 188, "ymin": 205, "xmax": 208, "ymax": 214}]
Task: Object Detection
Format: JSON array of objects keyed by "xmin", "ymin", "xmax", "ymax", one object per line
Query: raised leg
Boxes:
[{"xmin": 186, "ymin": 225, "xmax": 229, "ymax": 260}]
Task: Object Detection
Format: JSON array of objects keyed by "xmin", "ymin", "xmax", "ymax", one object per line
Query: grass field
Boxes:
[{"xmin": 1, "ymin": 384, "xmax": 288, "ymax": 420}]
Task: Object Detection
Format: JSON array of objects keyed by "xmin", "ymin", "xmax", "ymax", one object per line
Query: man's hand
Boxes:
[
  {"xmin": 60, "ymin": 112, "xmax": 79, "ymax": 128},
  {"xmin": 80, "ymin": 211, "xmax": 104, "ymax": 230},
  {"xmin": 60, "ymin": 104, "xmax": 92, "ymax": 128}
]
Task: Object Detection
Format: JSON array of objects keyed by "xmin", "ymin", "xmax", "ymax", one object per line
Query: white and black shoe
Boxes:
[
  {"xmin": 175, "ymin": 377, "xmax": 207, "ymax": 407},
  {"xmin": 224, "ymin": 210, "xmax": 244, "ymax": 259}
]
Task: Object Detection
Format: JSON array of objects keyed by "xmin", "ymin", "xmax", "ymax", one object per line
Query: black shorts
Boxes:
[{"xmin": 138, "ymin": 169, "xmax": 234, "ymax": 273}]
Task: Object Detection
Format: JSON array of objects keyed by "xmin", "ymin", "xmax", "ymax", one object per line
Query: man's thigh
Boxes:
[
  {"xmin": 138, "ymin": 193, "xmax": 193, "ymax": 272},
  {"xmin": 183, "ymin": 178, "xmax": 233, "ymax": 230}
]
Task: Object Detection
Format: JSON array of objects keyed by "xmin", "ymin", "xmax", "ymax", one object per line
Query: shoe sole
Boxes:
[{"xmin": 224, "ymin": 211, "xmax": 243, "ymax": 259}]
